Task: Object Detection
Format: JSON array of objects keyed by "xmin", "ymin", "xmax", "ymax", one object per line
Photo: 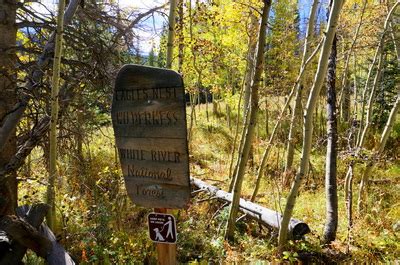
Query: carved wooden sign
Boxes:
[{"xmin": 111, "ymin": 65, "xmax": 190, "ymax": 209}]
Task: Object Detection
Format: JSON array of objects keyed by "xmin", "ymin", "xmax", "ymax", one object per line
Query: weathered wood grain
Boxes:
[
  {"xmin": 112, "ymin": 65, "xmax": 190, "ymax": 209},
  {"xmin": 125, "ymin": 180, "xmax": 190, "ymax": 209}
]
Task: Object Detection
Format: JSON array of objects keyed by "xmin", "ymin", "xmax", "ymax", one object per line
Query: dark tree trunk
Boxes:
[
  {"xmin": 322, "ymin": 22, "xmax": 338, "ymax": 244},
  {"xmin": 341, "ymin": 70, "xmax": 351, "ymax": 123},
  {"xmin": 0, "ymin": 0, "xmax": 18, "ymax": 216}
]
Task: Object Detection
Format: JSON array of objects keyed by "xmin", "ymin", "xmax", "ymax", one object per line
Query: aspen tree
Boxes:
[
  {"xmin": 323, "ymin": 0, "xmax": 338, "ymax": 244},
  {"xmin": 229, "ymin": 12, "xmax": 259, "ymax": 185},
  {"xmin": 355, "ymin": 4, "xmax": 400, "ymax": 213},
  {"xmin": 229, "ymin": 13, "xmax": 259, "ymax": 185},
  {"xmin": 343, "ymin": 1, "xmax": 400, "ymax": 238},
  {"xmin": 252, "ymin": 0, "xmax": 323, "ymax": 200},
  {"xmin": 285, "ymin": 0, "xmax": 319, "ymax": 175},
  {"xmin": 338, "ymin": 0, "xmax": 367, "ymax": 123},
  {"xmin": 225, "ymin": 0, "xmax": 272, "ymax": 241},
  {"xmin": 251, "ymin": 39, "xmax": 322, "ymax": 200},
  {"xmin": 243, "ymin": 13, "xmax": 259, "ymax": 117},
  {"xmin": 358, "ymin": 48, "xmax": 384, "ymax": 148},
  {"xmin": 284, "ymin": 0, "xmax": 318, "ymax": 178},
  {"xmin": 278, "ymin": 0, "xmax": 344, "ymax": 250},
  {"xmin": 188, "ymin": 0, "xmax": 201, "ymax": 144},
  {"xmin": 166, "ymin": 0, "xmax": 177, "ymax": 69},
  {"xmin": 177, "ymin": 0, "xmax": 184, "ymax": 74},
  {"xmin": 357, "ymin": 2, "xmax": 399, "ymax": 146},
  {"xmin": 357, "ymin": 91, "xmax": 400, "ymax": 212},
  {"xmin": 228, "ymin": 10, "xmax": 259, "ymax": 190},
  {"xmin": 46, "ymin": 0, "xmax": 66, "ymax": 230}
]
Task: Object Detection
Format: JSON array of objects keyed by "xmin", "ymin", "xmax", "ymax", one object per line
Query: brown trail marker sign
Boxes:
[{"xmin": 111, "ymin": 64, "xmax": 190, "ymax": 209}]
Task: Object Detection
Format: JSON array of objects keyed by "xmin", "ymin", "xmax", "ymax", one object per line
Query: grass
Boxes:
[{"xmin": 18, "ymin": 101, "xmax": 400, "ymax": 263}]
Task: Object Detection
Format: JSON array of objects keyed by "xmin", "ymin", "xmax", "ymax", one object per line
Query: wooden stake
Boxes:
[{"xmin": 155, "ymin": 208, "xmax": 176, "ymax": 265}]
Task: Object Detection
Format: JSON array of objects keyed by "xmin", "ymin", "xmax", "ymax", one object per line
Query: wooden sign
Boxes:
[
  {"xmin": 111, "ymin": 65, "xmax": 190, "ymax": 209},
  {"xmin": 148, "ymin": 213, "xmax": 177, "ymax": 244}
]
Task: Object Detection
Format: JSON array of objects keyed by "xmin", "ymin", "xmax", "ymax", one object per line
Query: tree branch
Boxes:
[
  {"xmin": 0, "ymin": 215, "xmax": 52, "ymax": 259},
  {"xmin": 0, "ymin": 0, "xmax": 80, "ymax": 152},
  {"xmin": 111, "ymin": 3, "xmax": 167, "ymax": 49}
]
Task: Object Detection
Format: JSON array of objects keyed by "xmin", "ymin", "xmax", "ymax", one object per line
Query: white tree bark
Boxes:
[
  {"xmin": 358, "ymin": 46, "xmax": 384, "ymax": 148},
  {"xmin": 278, "ymin": 0, "xmax": 344, "ymax": 251},
  {"xmin": 46, "ymin": 0, "xmax": 66, "ymax": 231},
  {"xmin": 225, "ymin": 0, "xmax": 272, "ymax": 241},
  {"xmin": 342, "ymin": 0, "xmax": 400, "ymax": 234},
  {"xmin": 338, "ymin": 0, "xmax": 367, "ymax": 122},
  {"xmin": 323, "ymin": 25, "xmax": 338, "ymax": 245},
  {"xmin": 284, "ymin": 0, "xmax": 319, "ymax": 176},
  {"xmin": 357, "ymin": 90, "xmax": 400, "ymax": 212},
  {"xmin": 243, "ymin": 13, "xmax": 259, "ymax": 117},
  {"xmin": 251, "ymin": 38, "xmax": 322, "ymax": 200},
  {"xmin": 166, "ymin": 0, "xmax": 177, "ymax": 69},
  {"xmin": 357, "ymin": 1, "xmax": 399, "ymax": 146}
]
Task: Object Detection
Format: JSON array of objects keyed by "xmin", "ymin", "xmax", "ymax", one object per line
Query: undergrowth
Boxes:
[{"xmin": 19, "ymin": 102, "xmax": 400, "ymax": 263}]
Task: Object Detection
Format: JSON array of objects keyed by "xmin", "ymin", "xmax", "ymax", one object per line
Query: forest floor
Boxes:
[{"xmin": 20, "ymin": 103, "xmax": 399, "ymax": 264}]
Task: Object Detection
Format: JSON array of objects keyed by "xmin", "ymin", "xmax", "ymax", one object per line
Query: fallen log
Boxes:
[
  {"xmin": 0, "ymin": 204, "xmax": 75, "ymax": 265},
  {"xmin": 39, "ymin": 225, "xmax": 75, "ymax": 265},
  {"xmin": 16, "ymin": 204, "xmax": 50, "ymax": 227},
  {"xmin": 0, "ymin": 215, "xmax": 51, "ymax": 257},
  {"xmin": 191, "ymin": 177, "xmax": 310, "ymax": 239},
  {"xmin": 0, "ymin": 204, "xmax": 51, "ymax": 264}
]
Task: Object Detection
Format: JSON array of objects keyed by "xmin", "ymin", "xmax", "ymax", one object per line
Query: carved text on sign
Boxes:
[
  {"xmin": 127, "ymin": 165, "xmax": 173, "ymax": 181},
  {"xmin": 115, "ymin": 111, "xmax": 179, "ymax": 126},
  {"xmin": 112, "ymin": 65, "xmax": 190, "ymax": 208},
  {"xmin": 115, "ymin": 87, "xmax": 178, "ymax": 101},
  {"xmin": 119, "ymin": 148, "xmax": 181, "ymax": 163}
]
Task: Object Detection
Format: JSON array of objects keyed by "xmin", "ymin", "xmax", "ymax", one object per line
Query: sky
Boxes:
[
  {"xmin": 33, "ymin": 0, "xmax": 165, "ymax": 12},
  {"xmin": 30, "ymin": 0, "xmax": 327, "ymax": 55},
  {"xmin": 119, "ymin": 0, "xmax": 167, "ymax": 54},
  {"xmin": 31, "ymin": 0, "xmax": 167, "ymax": 54}
]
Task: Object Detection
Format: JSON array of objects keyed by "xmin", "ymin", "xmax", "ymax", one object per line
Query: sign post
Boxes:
[
  {"xmin": 150, "ymin": 209, "xmax": 177, "ymax": 265},
  {"xmin": 111, "ymin": 65, "xmax": 190, "ymax": 264}
]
